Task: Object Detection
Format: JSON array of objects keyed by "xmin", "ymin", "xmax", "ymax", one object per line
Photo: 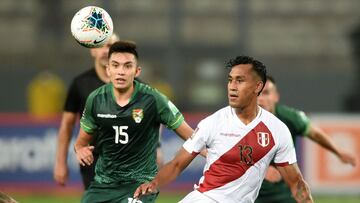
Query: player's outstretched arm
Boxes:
[
  {"xmin": 133, "ymin": 147, "xmax": 195, "ymax": 199},
  {"xmin": 74, "ymin": 128, "xmax": 94, "ymax": 166},
  {"xmin": 54, "ymin": 112, "xmax": 77, "ymax": 186},
  {"xmin": 307, "ymin": 124, "xmax": 357, "ymax": 166},
  {"xmin": 277, "ymin": 163, "xmax": 313, "ymax": 203},
  {"xmin": 174, "ymin": 121, "xmax": 194, "ymax": 141}
]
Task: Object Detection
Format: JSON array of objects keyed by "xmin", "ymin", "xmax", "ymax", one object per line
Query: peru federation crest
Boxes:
[
  {"xmin": 257, "ymin": 132, "xmax": 270, "ymax": 147},
  {"xmin": 132, "ymin": 109, "xmax": 143, "ymax": 123}
]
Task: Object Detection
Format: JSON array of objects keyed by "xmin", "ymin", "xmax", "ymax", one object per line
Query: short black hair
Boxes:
[
  {"xmin": 226, "ymin": 55, "xmax": 267, "ymax": 94},
  {"xmin": 108, "ymin": 40, "xmax": 139, "ymax": 60}
]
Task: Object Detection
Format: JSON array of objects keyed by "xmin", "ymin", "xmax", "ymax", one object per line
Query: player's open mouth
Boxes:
[{"xmin": 115, "ymin": 78, "xmax": 126, "ymax": 83}]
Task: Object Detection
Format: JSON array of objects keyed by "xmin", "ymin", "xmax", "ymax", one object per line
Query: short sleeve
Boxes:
[
  {"xmin": 296, "ymin": 110, "xmax": 311, "ymax": 136},
  {"xmin": 80, "ymin": 93, "xmax": 98, "ymax": 134},
  {"xmin": 273, "ymin": 124, "xmax": 297, "ymax": 166},
  {"xmin": 183, "ymin": 120, "xmax": 209, "ymax": 155},
  {"xmin": 155, "ymin": 91, "xmax": 184, "ymax": 130},
  {"xmin": 276, "ymin": 104, "xmax": 310, "ymax": 137}
]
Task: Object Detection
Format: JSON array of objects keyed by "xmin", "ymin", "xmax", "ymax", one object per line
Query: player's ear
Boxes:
[
  {"xmin": 255, "ymin": 80, "xmax": 263, "ymax": 95},
  {"xmin": 135, "ymin": 66, "xmax": 141, "ymax": 77}
]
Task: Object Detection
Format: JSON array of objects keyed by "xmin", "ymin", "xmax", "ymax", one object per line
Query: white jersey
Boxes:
[{"xmin": 181, "ymin": 106, "xmax": 296, "ymax": 203}]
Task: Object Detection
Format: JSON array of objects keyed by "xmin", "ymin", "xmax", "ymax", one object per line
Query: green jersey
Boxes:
[
  {"xmin": 256, "ymin": 104, "xmax": 310, "ymax": 203},
  {"xmin": 80, "ymin": 80, "xmax": 184, "ymax": 185},
  {"xmin": 274, "ymin": 104, "xmax": 311, "ymax": 143}
]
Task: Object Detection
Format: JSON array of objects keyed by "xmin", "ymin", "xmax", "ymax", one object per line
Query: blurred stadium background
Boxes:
[{"xmin": 1, "ymin": 0, "xmax": 360, "ymax": 202}]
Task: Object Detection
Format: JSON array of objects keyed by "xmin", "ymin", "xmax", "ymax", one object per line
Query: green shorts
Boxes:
[
  {"xmin": 255, "ymin": 180, "xmax": 296, "ymax": 203},
  {"xmin": 81, "ymin": 181, "xmax": 158, "ymax": 203}
]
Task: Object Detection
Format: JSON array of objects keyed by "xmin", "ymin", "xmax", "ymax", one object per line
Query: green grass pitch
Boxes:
[{"xmin": 11, "ymin": 192, "xmax": 360, "ymax": 203}]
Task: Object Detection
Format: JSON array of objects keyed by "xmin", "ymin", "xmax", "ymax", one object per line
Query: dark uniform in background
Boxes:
[
  {"xmin": 256, "ymin": 104, "xmax": 310, "ymax": 203},
  {"xmin": 64, "ymin": 68, "xmax": 105, "ymax": 189}
]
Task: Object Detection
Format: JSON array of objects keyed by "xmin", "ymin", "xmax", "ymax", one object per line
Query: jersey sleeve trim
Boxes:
[
  {"xmin": 183, "ymin": 141, "xmax": 201, "ymax": 156},
  {"xmin": 168, "ymin": 115, "xmax": 184, "ymax": 130},
  {"xmin": 191, "ymin": 151, "xmax": 200, "ymax": 156},
  {"xmin": 303, "ymin": 122, "xmax": 311, "ymax": 137},
  {"xmin": 80, "ymin": 120, "xmax": 94, "ymax": 134},
  {"xmin": 274, "ymin": 162, "xmax": 292, "ymax": 167}
]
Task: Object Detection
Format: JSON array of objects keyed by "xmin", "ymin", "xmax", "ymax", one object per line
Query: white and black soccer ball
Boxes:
[{"xmin": 71, "ymin": 6, "xmax": 113, "ymax": 48}]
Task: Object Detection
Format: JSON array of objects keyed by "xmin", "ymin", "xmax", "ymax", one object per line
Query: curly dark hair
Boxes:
[{"xmin": 226, "ymin": 55, "xmax": 267, "ymax": 94}]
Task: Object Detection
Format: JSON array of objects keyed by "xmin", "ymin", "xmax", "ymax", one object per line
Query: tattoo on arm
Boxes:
[{"xmin": 295, "ymin": 179, "xmax": 313, "ymax": 203}]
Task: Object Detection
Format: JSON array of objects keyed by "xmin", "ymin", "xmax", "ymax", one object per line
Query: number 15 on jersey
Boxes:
[{"xmin": 113, "ymin": 126, "xmax": 129, "ymax": 144}]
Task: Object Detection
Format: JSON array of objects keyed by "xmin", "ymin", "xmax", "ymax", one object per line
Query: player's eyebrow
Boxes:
[
  {"xmin": 110, "ymin": 60, "xmax": 136, "ymax": 67},
  {"xmin": 110, "ymin": 60, "xmax": 119, "ymax": 65},
  {"xmin": 124, "ymin": 61, "xmax": 135, "ymax": 65},
  {"xmin": 228, "ymin": 74, "xmax": 246, "ymax": 80}
]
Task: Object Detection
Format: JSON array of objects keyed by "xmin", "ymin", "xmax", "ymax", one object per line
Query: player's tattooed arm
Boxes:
[
  {"xmin": 294, "ymin": 178, "xmax": 313, "ymax": 203},
  {"xmin": 277, "ymin": 163, "xmax": 314, "ymax": 203}
]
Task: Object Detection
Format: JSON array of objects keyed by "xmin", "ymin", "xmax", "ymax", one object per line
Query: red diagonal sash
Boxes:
[{"xmin": 198, "ymin": 121, "xmax": 275, "ymax": 192}]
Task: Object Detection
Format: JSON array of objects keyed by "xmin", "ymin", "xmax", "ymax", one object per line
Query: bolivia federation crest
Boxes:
[
  {"xmin": 257, "ymin": 132, "xmax": 270, "ymax": 147},
  {"xmin": 132, "ymin": 109, "xmax": 144, "ymax": 123}
]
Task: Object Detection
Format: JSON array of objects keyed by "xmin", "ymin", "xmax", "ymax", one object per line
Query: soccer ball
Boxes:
[{"xmin": 71, "ymin": 6, "xmax": 113, "ymax": 48}]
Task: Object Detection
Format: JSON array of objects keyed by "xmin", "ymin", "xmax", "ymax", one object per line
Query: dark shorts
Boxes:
[
  {"xmin": 81, "ymin": 182, "xmax": 158, "ymax": 203},
  {"xmin": 255, "ymin": 180, "xmax": 296, "ymax": 203}
]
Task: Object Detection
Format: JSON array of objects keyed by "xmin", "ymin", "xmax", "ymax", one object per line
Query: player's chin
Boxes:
[
  {"xmin": 228, "ymin": 101, "xmax": 237, "ymax": 108},
  {"xmin": 113, "ymin": 83, "xmax": 127, "ymax": 90},
  {"xmin": 228, "ymin": 98, "xmax": 238, "ymax": 106},
  {"xmin": 228, "ymin": 100, "xmax": 242, "ymax": 108}
]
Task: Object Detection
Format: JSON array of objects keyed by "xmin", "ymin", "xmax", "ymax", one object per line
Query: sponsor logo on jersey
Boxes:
[
  {"xmin": 220, "ymin": 132, "xmax": 241, "ymax": 137},
  {"xmin": 97, "ymin": 113, "xmax": 117, "ymax": 118},
  {"xmin": 257, "ymin": 132, "xmax": 270, "ymax": 147},
  {"xmin": 132, "ymin": 109, "xmax": 143, "ymax": 123}
]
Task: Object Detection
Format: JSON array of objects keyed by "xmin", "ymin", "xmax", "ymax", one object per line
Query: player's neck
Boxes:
[
  {"xmin": 233, "ymin": 103, "xmax": 259, "ymax": 125},
  {"xmin": 113, "ymin": 84, "xmax": 134, "ymax": 107},
  {"xmin": 95, "ymin": 63, "xmax": 110, "ymax": 83}
]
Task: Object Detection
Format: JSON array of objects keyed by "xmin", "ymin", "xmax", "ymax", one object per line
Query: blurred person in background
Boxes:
[
  {"xmin": 134, "ymin": 56, "xmax": 313, "ymax": 203},
  {"xmin": 345, "ymin": 22, "xmax": 360, "ymax": 111},
  {"xmin": 53, "ymin": 33, "xmax": 120, "ymax": 189},
  {"xmin": 74, "ymin": 41, "xmax": 194, "ymax": 203},
  {"xmin": 256, "ymin": 75, "xmax": 357, "ymax": 203},
  {"xmin": 27, "ymin": 70, "xmax": 66, "ymax": 118}
]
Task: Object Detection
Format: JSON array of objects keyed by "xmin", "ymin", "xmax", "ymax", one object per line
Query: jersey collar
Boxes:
[
  {"xmin": 230, "ymin": 106, "xmax": 263, "ymax": 129},
  {"xmin": 109, "ymin": 79, "xmax": 139, "ymax": 107}
]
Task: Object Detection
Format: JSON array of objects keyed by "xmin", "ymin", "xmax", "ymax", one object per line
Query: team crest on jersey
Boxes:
[
  {"xmin": 132, "ymin": 109, "xmax": 143, "ymax": 123},
  {"xmin": 257, "ymin": 132, "xmax": 270, "ymax": 147}
]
